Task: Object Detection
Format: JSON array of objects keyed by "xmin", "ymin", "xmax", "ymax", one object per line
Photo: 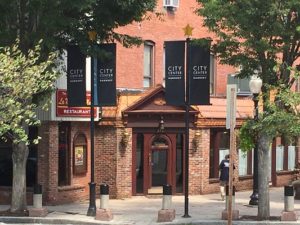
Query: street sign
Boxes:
[{"xmin": 226, "ymin": 85, "xmax": 237, "ymax": 129}]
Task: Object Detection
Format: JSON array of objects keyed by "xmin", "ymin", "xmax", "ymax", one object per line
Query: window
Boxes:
[
  {"xmin": 27, "ymin": 126, "xmax": 38, "ymax": 186},
  {"xmin": 0, "ymin": 127, "xmax": 38, "ymax": 187},
  {"xmin": 163, "ymin": 47, "xmax": 165, "ymax": 86},
  {"xmin": 238, "ymin": 149, "xmax": 253, "ymax": 176},
  {"xmin": 176, "ymin": 134, "xmax": 183, "ymax": 193},
  {"xmin": 288, "ymin": 145, "xmax": 296, "ymax": 170},
  {"xmin": 0, "ymin": 137, "xmax": 12, "ymax": 186},
  {"xmin": 58, "ymin": 122, "xmax": 71, "ymax": 186},
  {"xmin": 143, "ymin": 41, "xmax": 154, "ymax": 88},
  {"xmin": 238, "ymin": 149, "xmax": 248, "ymax": 176},
  {"xmin": 209, "ymin": 129, "xmax": 230, "ymax": 178},
  {"xmin": 275, "ymin": 138, "xmax": 296, "ymax": 172},
  {"xmin": 227, "ymin": 74, "xmax": 251, "ymax": 96},
  {"xmin": 276, "ymin": 145, "xmax": 284, "ymax": 171},
  {"xmin": 136, "ymin": 134, "xmax": 144, "ymax": 193},
  {"xmin": 210, "ymin": 55, "xmax": 216, "ymax": 95}
]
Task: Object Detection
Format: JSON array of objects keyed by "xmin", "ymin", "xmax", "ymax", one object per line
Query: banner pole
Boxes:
[
  {"xmin": 183, "ymin": 37, "xmax": 191, "ymax": 218},
  {"xmin": 87, "ymin": 52, "xmax": 97, "ymax": 216}
]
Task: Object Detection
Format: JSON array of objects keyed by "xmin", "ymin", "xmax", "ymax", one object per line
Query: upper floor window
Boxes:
[
  {"xmin": 227, "ymin": 74, "xmax": 251, "ymax": 96},
  {"xmin": 144, "ymin": 41, "xmax": 154, "ymax": 88},
  {"xmin": 210, "ymin": 55, "xmax": 216, "ymax": 95}
]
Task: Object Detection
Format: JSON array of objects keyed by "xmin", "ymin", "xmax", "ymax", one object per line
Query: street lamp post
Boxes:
[
  {"xmin": 87, "ymin": 30, "xmax": 97, "ymax": 216},
  {"xmin": 183, "ymin": 24, "xmax": 193, "ymax": 218},
  {"xmin": 249, "ymin": 75, "xmax": 262, "ymax": 206}
]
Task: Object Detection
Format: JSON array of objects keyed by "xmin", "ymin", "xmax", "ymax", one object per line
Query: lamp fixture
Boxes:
[
  {"xmin": 249, "ymin": 75, "xmax": 262, "ymax": 95},
  {"xmin": 193, "ymin": 130, "xmax": 201, "ymax": 150},
  {"xmin": 88, "ymin": 30, "xmax": 97, "ymax": 42},
  {"xmin": 121, "ymin": 129, "xmax": 130, "ymax": 147},
  {"xmin": 248, "ymin": 73, "xmax": 262, "ymax": 206},
  {"xmin": 157, "ymin": 116, "xmax": 165, "ymax": 134}
]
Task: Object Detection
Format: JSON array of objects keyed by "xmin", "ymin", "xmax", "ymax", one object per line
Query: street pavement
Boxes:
[{"xmin": 0, "ymin": 187, "xmax": 300, "ymax": 225}]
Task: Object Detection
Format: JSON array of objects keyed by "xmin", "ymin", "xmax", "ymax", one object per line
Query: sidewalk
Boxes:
[{"xmin": 0, "ymin": 187, "xmax": 299, "ymax": 224}]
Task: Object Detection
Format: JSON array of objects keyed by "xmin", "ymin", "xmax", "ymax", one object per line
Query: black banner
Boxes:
[
  {"xmin": 188, "ymin": 41, "xmax": 210, "ymax": 105},
  {"xmin": 96, "ymin": 43, "xmax": 116, "ymax": 106},
  {"xmin": 67, "ymin": 45, "xmax": 86, "ymax": 107},
  {"xmin": 165, "ymin": 41, "xmax": 185, "ymax": 106}
]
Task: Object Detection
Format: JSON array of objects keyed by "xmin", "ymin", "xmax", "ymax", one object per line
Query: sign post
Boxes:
[{"xmin": 226, "ymin": 85, "xmax": 237, "ymax": 225}]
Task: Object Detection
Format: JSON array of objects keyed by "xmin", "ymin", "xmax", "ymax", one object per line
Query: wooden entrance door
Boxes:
[
  {"xmin": 132, "ymin": 132, "xmax": 184, "ymax": 195},
  {"xmin": 145, "ymin": 134, "xmax": 173, "ymax": 194}
]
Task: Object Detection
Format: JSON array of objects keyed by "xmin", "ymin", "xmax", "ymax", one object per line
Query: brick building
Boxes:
[{"xmin": 0, "ymin": 0, "xmax": 298, "ymax": 205}]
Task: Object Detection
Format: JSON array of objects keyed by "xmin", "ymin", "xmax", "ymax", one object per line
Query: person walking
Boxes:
[{"xmin": 219, "ymin": 154, "xmax": 230, "ymax": 201}]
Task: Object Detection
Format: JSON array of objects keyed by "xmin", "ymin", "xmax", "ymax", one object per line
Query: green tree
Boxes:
[
  {"xmin": 0, "ymin": 42, "xmax": 59, "ymax": 212},
  {"xmin": 0, "ymin": 0, "xmax": 156, "ymax": 213},
  {"xmin": 196, "ymin": 0, "xmax": 300, "ymax": 220},
  {"xmin": 0, "ymin": 0, "xmax": 157, "ymax": 53}
]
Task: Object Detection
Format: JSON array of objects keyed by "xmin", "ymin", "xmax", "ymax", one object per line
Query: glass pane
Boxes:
[
  {"xmin": 58, "ymin": 123, "xmax": 69, "ymax": 186},
  {"xmin": 276, "ymin": 145, "xmax": 284, "ymax": 171},
  {"xmin": 143, "ymin": 78, "xmax": 150, "ymax": 88},
  {"xmin": 288, "ymin": 146, "xmax": 296, "ymax": 170},
  {"xmin": 144, "ymin": 44, "xmax": 152, "ymax": 88},
  {"xmin": 219, "ymin": 149, "xmax": 229, "ymax": 163},
  {"xmin": 209, "ymin": 147, "xmax": 214, "ymax": 178},
  {"xmin": 144, "ymin": 46, "xmax": 151, "ymax": 76},
  {"xmin": 219, "ymin": 131, "xmax": 230, "ymax": 149},
  {"xmin": 176, "ymin": 134, "xmax": 183, "ymax": 193},
  {"xmin": 27, "ymin": 126, "xmax": 38, "ymax": 186},
  {"xmin": 136, "ymin": 134, "xmax": 144, "ymax": 193},
  {"xmin": 238, "ymin": 149, "xmax": 247, "ymax": 176},
  {"xmin": 163, "ymin": 47, "xmax": 165, "ymax": 85},
  {"xmin": 210, "ymin": 55, "xmax": 215, "ymax": 94},
  {"xmin": 209, "ymin": 129, "xmax": 230, "ymax": 178},
  {"xmin": 152, "ymin": 150, "xmax": 167, "ymax": 186},
  {"xmin": 269, "ymin": 145, "xmax": 272, "ymax": 181}
]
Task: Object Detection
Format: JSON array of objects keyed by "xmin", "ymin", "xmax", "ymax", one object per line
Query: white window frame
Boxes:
[{"xmin": 143, "ymin": 41, "xmax": 154, "ymax": 88}]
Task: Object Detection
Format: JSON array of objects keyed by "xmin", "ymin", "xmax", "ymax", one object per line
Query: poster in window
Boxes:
[{"xmin": 74, "ymin": 146, "xmax": 84, "ymax": 166}]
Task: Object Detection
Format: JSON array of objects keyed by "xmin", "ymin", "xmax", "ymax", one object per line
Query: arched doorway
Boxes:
[
  {"xmin": 132, "ymin": 131, "xmax": 184, "ymax": 195},
  {"xmin": 148, "ymin": 135, "xmax": 172, "ymax": 194}
]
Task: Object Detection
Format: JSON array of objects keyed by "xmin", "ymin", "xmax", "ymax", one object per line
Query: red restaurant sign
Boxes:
[{"xmin": 56, "ymin": 90, "xmax": 97, "ymax": 118}]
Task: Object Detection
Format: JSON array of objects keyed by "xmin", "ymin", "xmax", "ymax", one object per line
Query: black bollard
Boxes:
[
  {"xmin": 162, "ymin": 184, "xmax": 172, "ymax": 209},
  {"xmin": 157, "ymin": 184, "xmax": 175, "ymax": 222},
  {"xmin": 33, "ymin": 184, "xmax": 43, "ymax": 208},
  {"xmin": 284, "ymin": 185, "xmax": 294, "ymax": 212},
  {"xmin": 96, "ymin": 183, "xmax": 113, "ymax": 221},
  {"xmin": 100, "ymin": 184, "xmax": 109, "ymax": 209},
  {"xmin": 281, "ymin": 185, "xmax": 298, "ymax": 221}
]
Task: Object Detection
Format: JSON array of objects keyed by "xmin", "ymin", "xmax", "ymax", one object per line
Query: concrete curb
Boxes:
[
  {"xmin": 0, "ymin": 217, "xmax": 109, "ymax": 225},
  {"xmin": 0, "ymin": 217, "xmax": 300, "ymax": 225}
]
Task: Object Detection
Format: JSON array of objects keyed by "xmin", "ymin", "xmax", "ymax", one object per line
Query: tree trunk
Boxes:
[
  {"xmin": 10, "ymin": 141, "xmax": 29, "ymax": 213},
  {"xmin": 257, "ymin": 132, "xmax": 271, "ymax": 220}
]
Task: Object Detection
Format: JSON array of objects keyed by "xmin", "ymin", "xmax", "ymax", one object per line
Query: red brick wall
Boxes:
[
  {"xmin": 95, "ymin": 126, "xmax": 118, "ymax": 198},
  {"xmin": 38, "ymin": 122, "xmax": 91, "ymax": 205},
  {"xmin": 115, "ymin": 127, "xmax": 132, "ymax": 198},
  {"xmin": 275, "ymin": 173, "xmax": 294, "ymax": 187},
  {"xmin": 38, "ymin": 122, "xmax": 55, "ymax": 204},
  {"xmin": 193, "ymin": 128, "xmax": 258, "ymax": 195},
  {"xmin": 115, "ymin": 0, "xmax": 236, "ymax": 95}
]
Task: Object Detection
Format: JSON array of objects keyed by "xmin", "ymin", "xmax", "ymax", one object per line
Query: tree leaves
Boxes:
[
  {"xmin": 197, "ymin": 0, "xmax": 300, "ymax": 86},
  {"xmin": 0, "ymin": 41, "xmax": 60, "ymax": 144},
  {"xmin": 0, "ymin": 0, "xmax": 157, "ymax": 55}
]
